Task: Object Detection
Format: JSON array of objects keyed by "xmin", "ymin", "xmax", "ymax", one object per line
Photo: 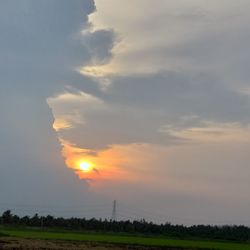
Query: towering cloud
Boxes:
[
  {"xmin": 48, "ymin": 0, "xmax": 250, "ymax": 224},
  {"xmin": 0, "ymin": 0, "xmax": 114, "ymax": 210}
]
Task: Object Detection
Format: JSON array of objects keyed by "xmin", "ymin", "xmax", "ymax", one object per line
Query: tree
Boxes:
[{"xmin": 2, "ymin": 210, "xmax": 12, "ymax": 224}]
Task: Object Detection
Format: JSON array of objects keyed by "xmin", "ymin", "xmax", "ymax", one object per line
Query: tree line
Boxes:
[{"xmin": 1, "ymin": 210, "xmax": 250, "ymax": 242}]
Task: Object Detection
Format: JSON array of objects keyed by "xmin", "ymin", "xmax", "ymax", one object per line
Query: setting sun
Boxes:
[{"xmin": 79, "ymin": 161, "xmax": 92, "ymax": 172}]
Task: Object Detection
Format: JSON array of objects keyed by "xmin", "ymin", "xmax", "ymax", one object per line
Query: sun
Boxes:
[{"xmin": 79, "ymin": 161, "xmax": 92, "ymax": 172}]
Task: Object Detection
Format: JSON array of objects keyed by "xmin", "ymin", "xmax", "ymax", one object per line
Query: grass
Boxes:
[{"xmin": 1, "ymin": 227, "xmax": 250, "ymax": 250}]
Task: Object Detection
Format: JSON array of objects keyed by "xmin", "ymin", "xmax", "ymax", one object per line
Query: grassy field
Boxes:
[{"xmin": 1, "ymin": 228, "xmax": 250, "ymax": 250}]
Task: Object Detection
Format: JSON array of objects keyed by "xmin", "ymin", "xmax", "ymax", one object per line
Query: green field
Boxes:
[{"xmin": 1, "ymin": 228, "xmax": 250, "ymax": 250}]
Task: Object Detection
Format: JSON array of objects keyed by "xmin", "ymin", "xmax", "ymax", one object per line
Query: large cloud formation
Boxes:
[
  {"xmin": 0, "ymin": 0, "xmax": 114, "ymax": 214},
  {"xmin": 48, "ymin": 0, "xmax": 250, "ymax": 224}
]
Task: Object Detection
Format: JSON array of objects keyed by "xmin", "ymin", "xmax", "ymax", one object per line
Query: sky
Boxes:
[{"xmin": 1, "ymin": 0, "xmax": 250, "ymax": 225}]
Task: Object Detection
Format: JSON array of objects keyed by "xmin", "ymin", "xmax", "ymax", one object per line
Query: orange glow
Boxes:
[
  {"xmin": 59, "ymin": 139, "xmax": 163, "ymax": 186},
  {"xmin": 58, "ymin": 138, "xmax": 132, "ymax": 183}
]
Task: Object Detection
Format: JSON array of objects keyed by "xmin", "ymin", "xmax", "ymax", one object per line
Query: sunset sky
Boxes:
[{"xmin": 1, "ymin": 0, "xmax": 250, "ymax": 225}]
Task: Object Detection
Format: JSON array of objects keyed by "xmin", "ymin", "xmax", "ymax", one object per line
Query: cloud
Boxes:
[
  {"xmin": 47, "ymin": 88, "xmax": 105, "ymax": 131},
  {"xmin": 81, "ymin": 29, "xmax": 116, "ymax": 65},
  {"xmin": 160, "ymin": 121, "xmax": 250, "ymax": 142},
  {"xmin": 44, "ymin": 1, "xmax": 250, "ymax": 226},
  {"xmin": 84, "ymin": 0, "xmax": 250, "ymax": 78},
  {"xmin": 0, "ymin": 0, "xmax": 115, "ymax": 209},
  {"xmin": 46, "ymin": 0, "xmax": 250, "ymax": 184},
  {"xmin": 48, "ymin": 88, "xmax": 183, "ymax": 151}
]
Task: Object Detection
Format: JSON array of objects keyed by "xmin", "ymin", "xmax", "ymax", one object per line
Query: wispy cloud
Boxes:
[{"xmin": 160, "ymin": 121, "xmax": 250, "ymax": 142}]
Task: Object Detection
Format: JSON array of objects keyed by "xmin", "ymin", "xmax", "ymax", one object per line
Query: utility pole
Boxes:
[
  {"xmin": 111, "ymin": 200, "xmax": 117, "ymax": 221},
  {"xmin": 41, "ymin": 216, "xmax": 44, "ymax": 229}
]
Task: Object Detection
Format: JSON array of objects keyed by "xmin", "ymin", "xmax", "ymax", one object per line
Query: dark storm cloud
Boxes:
[
  {"xmin": 83, "ymin": 30, "xmax": 115, "ymax": 64},
  {"xmin": 0, "ymin": 0, "xmax": 115, "ymax": 208},
  {"xmin": 0, "ymin": 0, "xmax": 115, "ymax": 95}
]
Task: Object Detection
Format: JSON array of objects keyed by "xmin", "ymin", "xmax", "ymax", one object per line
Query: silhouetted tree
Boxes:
[
  {"xmin": 2, "ymin": 210, "xmax": 12, "ymax": 224},
  {"xmin": 1, "ymin": 210, "xmax": 250, "ymax": 242}
]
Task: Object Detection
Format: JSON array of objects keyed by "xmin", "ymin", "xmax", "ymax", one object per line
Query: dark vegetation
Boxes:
[
  {"xmin": 1, "ymin": 210, "xmax": 250, "ymax": 243},
  {"xmin": 0, "ymin": 232, "xmax": 6, "ymax": 237}
]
